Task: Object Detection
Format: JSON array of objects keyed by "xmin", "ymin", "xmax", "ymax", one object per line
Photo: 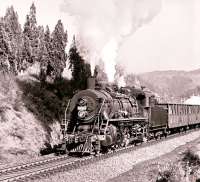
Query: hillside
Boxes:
[
  {"xmin": 0, "ymin": 66, "xmax": 72, "ymax": 163},
  {"xmin": 137, "ymin": 69, "xmax": 200, "ymax": 102}
]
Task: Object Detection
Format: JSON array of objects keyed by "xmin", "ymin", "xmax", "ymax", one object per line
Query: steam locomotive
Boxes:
[{"xmin": 56, "ymin": 77, "xmax": 200, "ymax": 155}]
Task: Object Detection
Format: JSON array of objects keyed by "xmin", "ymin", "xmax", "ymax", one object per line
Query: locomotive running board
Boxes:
[{"xmin": 109, "ymin": 117, "xmax": 148, "ymax": 122}]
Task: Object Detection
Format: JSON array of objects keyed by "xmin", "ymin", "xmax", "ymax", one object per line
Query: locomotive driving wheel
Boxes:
[
  {"xmin": 115, "ymin": 130, "xmax": 123, "ymax": 148},
  {"xmin": 118, "ymin": 126, "xmax": 131, "ymax": 147}
]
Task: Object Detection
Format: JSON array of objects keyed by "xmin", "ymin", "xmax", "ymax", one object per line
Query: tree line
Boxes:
[{"xmin": 0, "ymin": 3, "xmax": 91, "ymax": 90}]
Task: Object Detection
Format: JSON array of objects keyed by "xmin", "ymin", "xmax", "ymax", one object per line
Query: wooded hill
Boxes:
[{"xmin": 126, "ymin": 69, "xmax": 200, "ymax": 103}]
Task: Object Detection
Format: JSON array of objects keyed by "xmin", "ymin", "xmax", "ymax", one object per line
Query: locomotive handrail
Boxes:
[
  {"xmin": 98, "ymin": 99, "xmax": 110, "ymax": 135},
  {"xmin": 92, "ymin": 99, "xmax": 106, "ymax": 134},
  {"xmin": 98, "ymin": 99, "xmax": 106, "ymax": 115},
  {"xmin": 109, "ymin": 117, "xmax": 148, "ymax": 122},
  {"xmin": 63, "ymin": 99, "xmax": 71, "ymax": 135}
]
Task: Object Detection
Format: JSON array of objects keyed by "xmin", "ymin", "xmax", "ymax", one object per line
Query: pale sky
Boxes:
[
  {"xmin": 0, "ymin": 0, "xmax": 199, "ymax": 74},
  {"xmin": 119, "ymin": 0, "xmax": 200, "ymax": 73}
]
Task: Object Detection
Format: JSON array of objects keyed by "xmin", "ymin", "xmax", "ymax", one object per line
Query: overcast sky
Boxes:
[{"xmin": 0, "ymin": 0, "xmax": 199, "ymax": 74}]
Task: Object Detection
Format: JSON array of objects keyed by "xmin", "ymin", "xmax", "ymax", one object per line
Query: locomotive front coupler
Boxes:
[
  {"xmin": 91, "ymin": 134, "xmax": 106, "ymax": 142},
  {"xmin": 65, "ymin": 132, "xmax": 106, "ymax": 145}
]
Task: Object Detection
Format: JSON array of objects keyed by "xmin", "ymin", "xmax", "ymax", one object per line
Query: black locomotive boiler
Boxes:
[{"xmin": 56, "ymin": 77, "xmax": 200, "ymax": 155}]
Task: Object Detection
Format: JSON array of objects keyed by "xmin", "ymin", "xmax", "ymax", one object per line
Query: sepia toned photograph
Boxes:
[{"xmin": 0, "ymin": 0, "xmax": 200, "ymax": 181}]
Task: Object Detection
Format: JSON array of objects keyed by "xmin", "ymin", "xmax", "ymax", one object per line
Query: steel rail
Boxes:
[{"xmin": 0, "ymin": 155, "xmax": 70, "ymax": 175}]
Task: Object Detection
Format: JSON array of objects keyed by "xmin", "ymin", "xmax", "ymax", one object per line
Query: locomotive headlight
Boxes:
[
  {"xmin": 77, "ymin": 98, "xmax": 87, "ymax": 119},
  {"xmin": 78, "ymin": 110, "xmax": 87, "ymax": 119}
]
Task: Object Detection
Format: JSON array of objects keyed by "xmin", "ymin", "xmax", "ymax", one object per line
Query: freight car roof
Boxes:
[{"xmin": 157, "ymin": 103, "xmax": 200, "ymax": 106}]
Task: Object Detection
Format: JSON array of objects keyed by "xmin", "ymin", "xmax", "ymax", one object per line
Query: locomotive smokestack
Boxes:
[{"xmin": 87, "ymin": 77, "xmax": 95, "ymax": 89}]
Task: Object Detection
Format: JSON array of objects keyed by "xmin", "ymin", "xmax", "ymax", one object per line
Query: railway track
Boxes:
[
  {"xmin": 0, "ymin": 155, "xmax": 70, "ymax": 175},
  {"xmin": 0, "ymin": 128, "xmax": 199, "ymax": 182}
]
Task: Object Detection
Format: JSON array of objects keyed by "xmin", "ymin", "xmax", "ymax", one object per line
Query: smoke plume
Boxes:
[{"xmin": 61, "ymin": 0, "xmax": 161, "ymax": 82}]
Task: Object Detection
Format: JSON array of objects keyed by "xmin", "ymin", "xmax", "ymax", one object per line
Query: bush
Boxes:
[
  {"xmin": 156, "ymin": 170, "xmax": 173, "ymax": 182},
  {"xmin": 181, "ymin": 149, "xmax": 200, "ymax": 181},
  {"xmin": 155, "ymin": 162, "xmax": 181, "ymax": 182},
  {"xmin": 182, "ymin": 149, "xmax": 200, "ymax": 167},
  {"xmin": 156, "ymin": 168, "xmax": 176, "ymax": 182}
]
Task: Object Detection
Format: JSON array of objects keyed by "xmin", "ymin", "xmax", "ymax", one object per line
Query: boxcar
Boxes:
[{"xmin": 150, "ymin": 104, "xmax": 200, "ymax": 131}]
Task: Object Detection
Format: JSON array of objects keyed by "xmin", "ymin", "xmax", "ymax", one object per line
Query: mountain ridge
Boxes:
[{"xmin": 132, "ymin": 68, "xmax": 200, "ymax": 102}]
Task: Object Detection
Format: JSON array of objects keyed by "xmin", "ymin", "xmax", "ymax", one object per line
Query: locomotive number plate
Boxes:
[{"xmin": 77, "ymin": 106, "xmax": 87, "ymax": 111}]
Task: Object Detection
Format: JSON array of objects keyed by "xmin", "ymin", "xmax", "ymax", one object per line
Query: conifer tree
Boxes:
[
  {"xmin": 42, "ymin": 25, "xmax": 52, "ymax": 79},
  {"xmin": 38, "ymin": 25, "xmax": 46, "ymax": 63},
  {"xmin": 44, "ymin": 26, "xmax": 51, "ymax": 53},
  {"xmin": 50, "ymin": 20, "xmax": 68, "ymax": 80},
  {"xmin": 38, "ymin": 25, "xmax": 49, "ymax": 82},
  {"xmin": 22, "ymin": 3, "xmax": 39, "ymax": 68},
  {"xmin": 4, "ymin": 6, "xmax": 22, "ymax": 73},
  {"xmin": 4, "ymin": 6, "xmax": 22, "ymax": 38},
  {"xmin": 23, "ymin": 15, "xmax": 31, "ymax": 38},
  {"xmin": 21, "ymin": 28, "xmax": 31, "ymax": 70},
  {"xmin": 68, "ymin": 36, "xmax": 91, "ymax": 90},
  {"xmin": 0, "ymin": 20, "xmax": 12, "ymax": 73},
  {"xmin": 29, "ymin": 3, "xmax": 37, "ymax": 26}
]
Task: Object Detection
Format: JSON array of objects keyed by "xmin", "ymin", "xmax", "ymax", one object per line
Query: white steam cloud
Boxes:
[{"xmin": 61, "ymin": 0, "xmax": 161, "ymax": 82}]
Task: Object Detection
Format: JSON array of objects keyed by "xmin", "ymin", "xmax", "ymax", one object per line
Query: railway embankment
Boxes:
[
  {"xmin": 110, "ymin": 134, "xmax": 200, "ymax": 182},
  {"xmin": 37, "ymin": 130, "xmax": 200, "ymax": 182}
]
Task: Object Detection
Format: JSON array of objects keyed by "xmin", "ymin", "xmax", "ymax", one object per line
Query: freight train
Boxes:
[{"xmin": 56, "ymin": 77, "xmax": 200, "ymax": 155}]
